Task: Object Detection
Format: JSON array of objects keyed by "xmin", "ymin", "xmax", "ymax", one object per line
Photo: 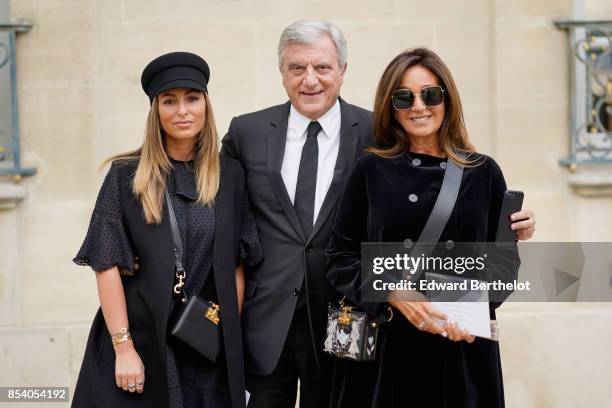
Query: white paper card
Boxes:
[
  {"xmin": 433, "ymin": 301, "xmax": 492, "ymax": 339},
  {"xmin": 426, "ymin": 272, "xmax": 492, "ymax": 339}
]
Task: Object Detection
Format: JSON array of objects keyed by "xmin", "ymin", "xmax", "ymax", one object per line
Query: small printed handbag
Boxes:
[{"xmin": 323, "ymin": 297, "xmax": 393, "ymax": 362}]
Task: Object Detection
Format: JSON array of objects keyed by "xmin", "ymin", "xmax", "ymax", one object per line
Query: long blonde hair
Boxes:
[
  {"xmin": 106, "ymin": 92, "xmax": 220, "ymax": 224},
  {"xmin": 369, "ymin": 48, "xmax": 479, "ymax": 166}
]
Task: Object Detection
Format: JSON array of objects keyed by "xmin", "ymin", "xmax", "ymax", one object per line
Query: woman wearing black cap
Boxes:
[{"xmin": 72, "ymin": 52, "xmax": 262, "ymax": 408}]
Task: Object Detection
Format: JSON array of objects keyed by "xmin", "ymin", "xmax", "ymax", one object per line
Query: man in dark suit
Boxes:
[
  {"xmin": 221, "ymin": 19, "xmax": 536, "ymax": 408},
  {"xmin": 221, "ymin": 20, "xmax": 369, "ymax": 408}
]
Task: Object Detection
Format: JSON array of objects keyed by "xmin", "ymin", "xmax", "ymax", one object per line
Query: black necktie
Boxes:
[{"xmin": 294, "ymin": 121, "xmax": 321, "ymax": 238}]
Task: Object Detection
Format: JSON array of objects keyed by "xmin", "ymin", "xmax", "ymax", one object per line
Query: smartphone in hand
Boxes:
[{"xmin": 495, "ymin": 190, "xmax": 524, "ymax": 242}]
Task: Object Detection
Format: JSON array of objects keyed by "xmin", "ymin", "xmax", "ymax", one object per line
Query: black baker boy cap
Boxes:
[{"xmin": 141, "ymin": 51, "xmax": 210, "ymax": 103}]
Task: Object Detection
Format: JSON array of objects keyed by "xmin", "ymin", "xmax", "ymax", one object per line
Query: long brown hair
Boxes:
[
  {"xmin": 369, "ymin": 48, "xmax": 478, "ymax": 165},
  {"xmin": 106, "ymin": 92, "xmax": 220, "ymax": 224}
]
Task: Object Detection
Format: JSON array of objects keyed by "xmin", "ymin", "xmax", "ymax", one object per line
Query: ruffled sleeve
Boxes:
[
  {"xmin": 237, "ymin": 193, "xmax": 264, "ymax": 267},
  {"xmin": 73, "ymin": 162, "xmax": 135, "ymax": 273}
]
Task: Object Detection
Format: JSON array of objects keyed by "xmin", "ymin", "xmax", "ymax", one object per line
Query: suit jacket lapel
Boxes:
[
  {"xmin": 267, "ymin": 102, "xmax": 308, "ymax": 243},
  {"xmin": 309, "ymin": 98, "xmax": 361, "ymax": 241}
]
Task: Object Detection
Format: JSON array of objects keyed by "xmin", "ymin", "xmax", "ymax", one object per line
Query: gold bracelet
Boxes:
[{"xmin": 111, "ymin": 328, "xmax": 132, "ymax": 347}]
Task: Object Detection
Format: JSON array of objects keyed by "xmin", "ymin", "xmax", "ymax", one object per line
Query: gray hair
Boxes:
[{"xmin": 277, "ymin": 19, "xmax": 348, "ymax": 68}]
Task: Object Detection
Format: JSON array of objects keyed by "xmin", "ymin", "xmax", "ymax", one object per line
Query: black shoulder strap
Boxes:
[
  {"xmin": 417, "ymin": 151, "xmax": 466, "ymax": 243},
  {"xmin": 164, "ymin": 190, "xmax": 185, "ymax": 274}
]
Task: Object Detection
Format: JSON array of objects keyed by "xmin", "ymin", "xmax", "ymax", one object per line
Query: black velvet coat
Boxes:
[
  {"xmin": 325, "ymin": 151, "xmax": 514, "ymax": 408},
  {"xmin": 72, "ymin": 156, "xmax": 252, "ymax": 408}
]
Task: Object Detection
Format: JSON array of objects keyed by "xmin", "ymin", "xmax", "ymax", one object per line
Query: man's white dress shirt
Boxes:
[{"xmin": 281, "ymin": 100, "xmax": 341, "ymax": 226}]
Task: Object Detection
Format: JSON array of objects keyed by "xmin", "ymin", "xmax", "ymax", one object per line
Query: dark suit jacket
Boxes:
[{"xmin": 221, "ymin": 98, "xmax": 373, "ymax": 375}]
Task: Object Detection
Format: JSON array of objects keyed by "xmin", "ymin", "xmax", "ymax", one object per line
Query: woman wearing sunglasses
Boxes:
[
  {"xmin": 325, "ymin": 48, "xmax": 532, "ymax": 407},
  {"xmin": 72, "ymin": 52, "xmax": 262, "ymax": 408}
]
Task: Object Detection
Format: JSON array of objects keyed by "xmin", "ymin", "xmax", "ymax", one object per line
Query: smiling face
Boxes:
[
  {"xmin": 157, "ymin": 88, "xmax": 206, "ymax": 142},
  {"xmin": 393, "ymin": 65, "xmax": 445, "ymax": 145},
  {"xmin": 280, "ymin": 35, "xmax": 346, "ymax": 120}
]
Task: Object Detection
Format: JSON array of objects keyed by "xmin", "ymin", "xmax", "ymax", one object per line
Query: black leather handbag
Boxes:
[
  {"xmin": 323, "ymin": 153, "xmax": 465, "ymax": 362},
  {"xmin": 164, "ymin": 190, "xmax": 221, "ymax": 363}
]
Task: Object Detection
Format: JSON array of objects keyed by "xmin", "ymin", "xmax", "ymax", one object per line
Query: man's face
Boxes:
[{"xmin": 280, "ymin": 35, "xmax": 346, "ymax": 120}]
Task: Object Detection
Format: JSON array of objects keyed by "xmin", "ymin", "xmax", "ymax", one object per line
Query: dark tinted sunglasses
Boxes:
[{"xmin": 391, "ymin": 86, "xmax": 445, "ymax": 110}]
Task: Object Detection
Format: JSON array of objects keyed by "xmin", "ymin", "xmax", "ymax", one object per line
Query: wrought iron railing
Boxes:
[
  {"xmin": 555, "ymin": 19, "xmax": 611, "ymax": 171},
  {"xmin": 0, "ymin": 19, "xmax": 35, "ymax": 181}
]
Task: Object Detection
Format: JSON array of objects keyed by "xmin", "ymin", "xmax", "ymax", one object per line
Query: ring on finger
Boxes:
[
  {"xmin": 128, "ymin": 383, "xmax": 136, "ymax": 390},
  {"xmin": 136, "ymin": 379, "xmax": 144, "ymax": 386},
  {"xmin": 417, "ymin": 320, "xmax": 429, "ymax": 330}
]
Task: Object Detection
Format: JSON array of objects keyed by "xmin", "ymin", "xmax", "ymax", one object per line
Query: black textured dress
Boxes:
[
  {"xmin": 161, "ymin": 159, "xmax": 261, "ymax": 407},
  {"xmin": 73, "ymin": 157, "xmax": 263, "ymax": 408},
  {"xmin": 325, "ymin": 151, "xmax": 517, "ymax": 408}
]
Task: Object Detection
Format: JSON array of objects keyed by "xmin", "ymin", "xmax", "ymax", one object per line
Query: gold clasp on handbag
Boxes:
[
  {"xmin": 338, "ymin": 306, "xmax": 354, "ymax": 326},
  {"xmin": 173, "ymin": 269, "xmax": 186, "ymax": 294},
  {"xmin": 337, "ymin": 296, "xmax": 354, "ymax": 326},
  {"xmin": 205, "ymin": 302, "xmax": 221, "ymax": 325}
]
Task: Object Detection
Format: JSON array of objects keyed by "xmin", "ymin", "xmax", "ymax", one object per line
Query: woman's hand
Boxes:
[
  {"xmin": 511, "ymin": 208, "xmax": 536, "ymax": 241},
  {"xmin": 444, "ymin": 320, "xmax": 475, "ymax": 343},
  {"xmin": 235, "ymin": 264, "xmax": 245, "ymax": 314},
  {"xmin": 95, "ymin": 267, "xmax": 145, "ymax": 392},
  {"xmin": 388, "ymin": 291, "xmax": 476, "ymax": 343},
  {"xmin": 114, "ymin": 340, "xmax": 145, "ymax": 394},
  {"xmin": 388, "ymin": 291, "xmax": 448, "ymax": 337}
]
